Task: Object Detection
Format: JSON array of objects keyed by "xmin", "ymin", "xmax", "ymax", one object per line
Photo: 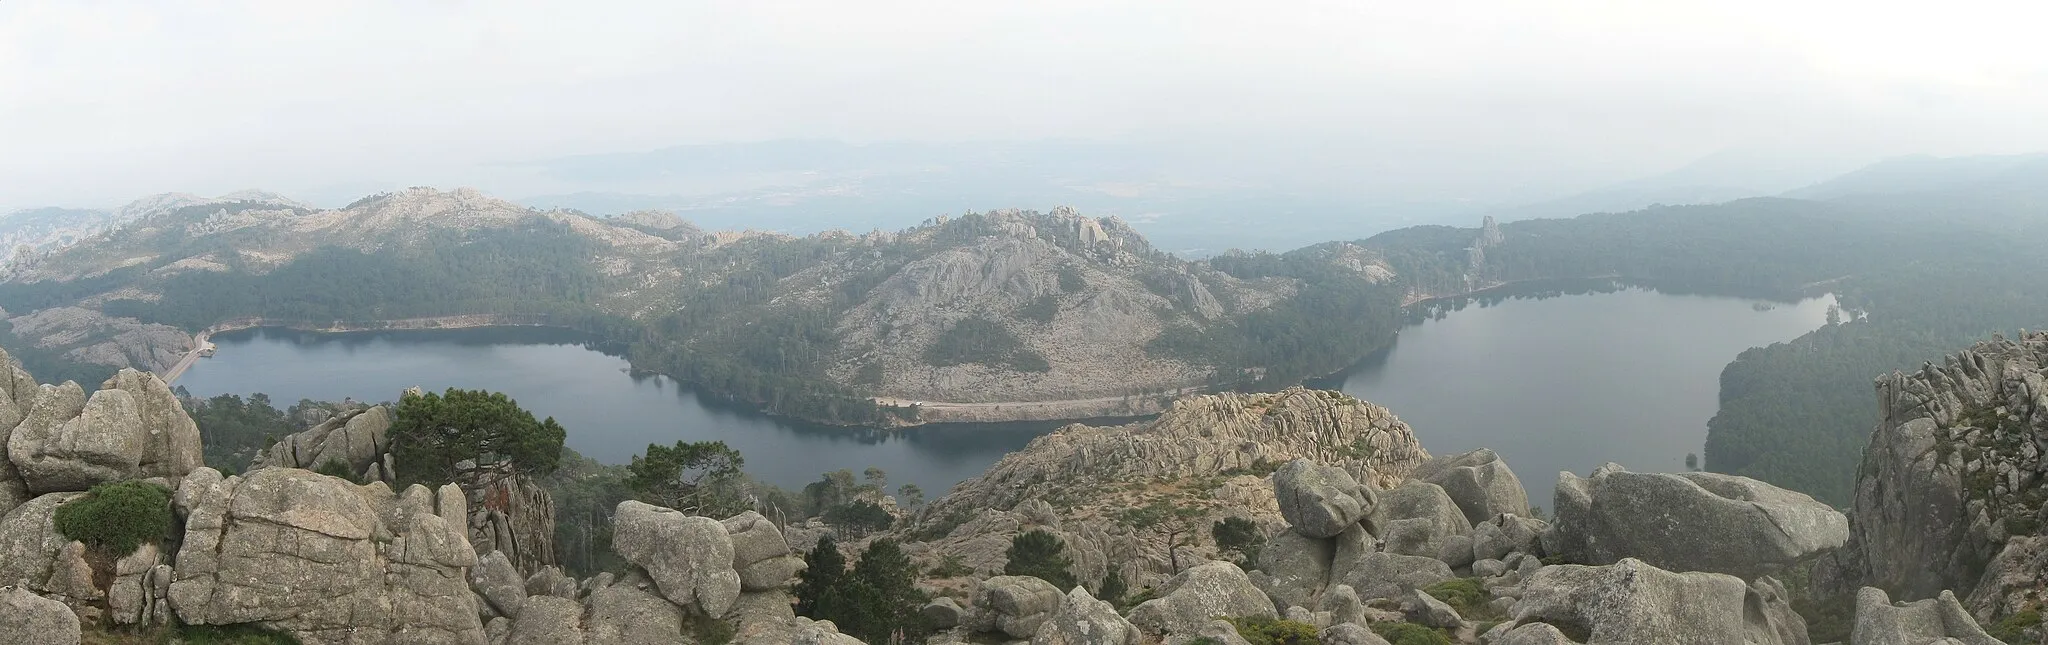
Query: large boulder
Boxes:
[
  {"xmin": 1332, "ymin": 551, "xmax": 1453, "ymax": 601},
  {"xmin": 1254, "ymin": 530, "xmax": 1333, "ymax": 611},
  {"xmin": 1849, "ymin": 587, "xmax": 2001, "ymax": 645},
  {"xmin": 1545, "ymin": 463, "xmax": 1848, "ymax": 579},
  {"xmin": 504, "ymin": 595, "xmax": 585, "ymax": 645},
  {"xmin": 1496, "ymin": 558, "xmax": 1807, "ymax": 645},
  {"xmin": 1273, "ymin": 459, "xmax": 1373, "ymax": 538},
  {"xmin": 7, "ymin": 382, "xmax": 141, "ymax": 493},
  {"xmin": 976, "ymin": 575, "xmax": 1066, "ymax": 639},
  {"xmin": 1128, "ymin": 562, "xmax": 1276, "ymax": 638},
  {"xmin": 0, "ymin": 491, "xmax": 83, "ymax": 594},
  {"xmin": 1472, "ymin": 514, "xmax": 1547, "ymax": 562},
  {"xmin": 99, "ymin": 369, "xmax": 203, "ymax": 479},
  {"xmin": 168, "ymin": 467, "xmax": 485, "ymax": 645},
  {"xmin": 249, "ymin": 406, "xmax": 391, "ymax": 479},
  {"xmin": 469, "ymin": 550, "xmax": 525, "ymax": 619},
  {"xmin": 1371, "ymin": 481, "xmax": 1472, "ymax": 560},
  {"xmin": 1411, "ymin": 448, "xmax": 1530, "ymax": 526},
  {"xmin": 1319, "ymin": 623, "xmax": 1392, "ymax": 645},
  {"xmin": 1031, "ymin": 587, "xmax": 1142, "ymax": 645},
  {"xmin": 584, "ymin": 572, "xmax": 687, "ymax": 645},
  {"xmin": 0, "ymin": 586, "xmax": 80, "ymax": 645},
  {"xmin": 611, "ymin": 501, "xmax": 742, "ymax": 617},
  {"xmin": 723, "ymin": 510, "xmax": 806, "ymax": 591}
]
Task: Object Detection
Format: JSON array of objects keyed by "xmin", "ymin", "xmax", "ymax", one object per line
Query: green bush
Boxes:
[
  {"xmin": 53, "ymin": 480, "xmax": 173, "ymax": 556},
  {"xmin": 1371, "ymin": 622, "xmax": 1453, "ymax": 645},
  {"xmin": 1227, "ymin": 616, "xmax": 1320, "ymax": 645},
  {"xmin": 314, "ymin": 458, "xmax": 359, "ymax": 483},
  {"xmin": 1989, "ymin": 609, "xmax": 2041, "ymax": 643},
  {"xmin": 1423, "ymin": 578, "xmax": 1493, "ymax": 617}
]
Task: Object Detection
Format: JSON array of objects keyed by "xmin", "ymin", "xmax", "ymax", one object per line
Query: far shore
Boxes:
[{"xmin": 158, "ymin": 314, "xmax": 565, "ymax": 384}]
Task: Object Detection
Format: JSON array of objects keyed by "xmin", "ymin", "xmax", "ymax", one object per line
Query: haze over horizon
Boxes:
[{"xmin": 7, "ymin": 1, "xmax": 2048, "ymax": 239}]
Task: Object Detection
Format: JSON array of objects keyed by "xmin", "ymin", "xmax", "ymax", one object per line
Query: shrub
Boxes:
[
  {"xmin": 926, "ymin": 554, "xmax": 974, "ymax": 578},
  {"xmin": 53, "ymin": 480, "xmax": 174, "ymax": 556},
  {"xmin": 1005, "ymin": 530, "xmax": 1077, "ymax": 590},
  {"xmin": 1989, "ymin": 609, "xmax": 2041, "ymax": 643},
  {"xmin": 1097, "ymin": 567, "xmax": 1129, "ymax": 608},
  {"xmin": 314, "ymin": 458, "xmax": 359, "ymax": 483},
  {"xmin": 1227, "ymin": 616, "xmax": 1320, "ymax": 645},
  {"xmin": 1423, "ymin": 578, "xmax": 1493, "ymax": 617},
  {"xmin": 1371, "ymin": 622, "xmax": 1453, "ymax": 645}
]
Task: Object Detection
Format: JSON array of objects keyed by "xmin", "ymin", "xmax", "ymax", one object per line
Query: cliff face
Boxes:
[
  {"xmin": 1822, "ymin": 331, "xmax": 2048, "ymax": 625},
  {"xmin": 900, "ymin": 387, "xmax": 1430, "ymax": 589}
]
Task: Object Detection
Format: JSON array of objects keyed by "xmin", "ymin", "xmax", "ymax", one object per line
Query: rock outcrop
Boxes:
[
  {"xmin": 1849, "ymin": 587, "xmax": 2002, "ymax": 645},
  {"xmin": 250, "ymin": 405, "xmax": 393, "ymax": 481},
  {"xmin": 611, "ymin": 500, "xmax": 742, "ymax": 618},
  {"xmin": 910, "ymin": 388, "xmax": 1428, "ymax": 589},
  {"xmin": 1489, "ymin": 558, "xmax": 1808, "ymax": 645},
  {"xmin": 0, "ymin": 586, "xmax": 81, "ymax": 645},
  {"xmin": 973, "ymin": 575, "xmax": 1066, "ymax": 640},
  {"xmin": 1274, "ymin": 459, "xmax": 1375, "ymax": 539},
  {"xmin": 6, "ymin": 370, "xmax": 201, "ymax": 494},
  {"xmin": 0, "ymin": 348, "xmax": 41, "ymax": 514},
  {"xmin": 1545, "ymin": 463, "xmax": 1848, "ymax": 579},
  {"xmin": 1821, "ymin": 332, "xmax": 2048, "ymax": 628},
  {"xmin": 1411, "ymin": 448, "xmax": 1530, "ymax": 525},
  {"xmin": 1127, "ymin": 562, "xmax": 1276, "ymax": 640},
  {"xmin": 168, "ymin": 467, "xmax": 486, "ymax": 645},
  {"xmin": 1031, "ymin": 587, "xmax": 1141, "ymax": 645}
]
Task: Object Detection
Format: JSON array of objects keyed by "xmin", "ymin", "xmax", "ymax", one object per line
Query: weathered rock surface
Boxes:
[
  {"xmin": 1495, "ymin": 558, "xmax": 1807, "ymax": 645},
  {"xmin": 1318, "ymin": 623, "xmax": 1393, "ymax": 645},
  {"xmin": 1411, "ymin": 448, "xmax": 1530, "ymax": 526},
  {"xmin": 99, "ymin": 368, "xmax": 202, "ymax": 478},
  {"xmin": 1371, "ymin": 480, "xmax": 1472, "ymax": 559},
  {"xmin": 724, "ymin": 510, "xmax": 806, "ymax": 591},
  {"xmin": 168, "ymin": 467, "xmax": 485, "ymax": 645},
  {"xmin": 250, "ymin": 405, "xmax": 391, "ymax": 480},
  {"xmin": 0, "ymin": 348, "xmax": 39, "ymax": 514},
  {"xmin": 1128, "ymin": 562, "xmax": 1276, "ymax": 638},
  {"xmin": 1274, "ymin": 458, "xmax": 1373, "ymax": 539},
  {"xmin": 1333, "ymin": 551, "xmax": 1453, "ymax": 601},
  {"xmin": 8, "ymin": 382, "xmax": 138, "ymax": 492},
  {"xmin": 470, "ymin": 550, "xmax": 526, "ymax": 619},
  {"xmin": 503, "ymin": 595, "xmax": 585, "ymax": 645},
  {"xmin": 0, "ymin": 491, "xmax": 84, "ymax": 594},
  {"xmin": 975, "ymin": 575, "xmax": 1066, "ymax": 639},
  {"xmin": 1030, "ymin": 587, "xmax": 1141, "ymax": 645},
  {"xmin": 0, "ymin": 586, "xmax": 80, "ymax": 645},
  {"xmin": 1254, "ymin": 529, "xmax": 1334, "ymax": 610},
  {"xmin": 1824, "ymin": 333, "xmax": 2048, "ymax": 623},
  {"xmin": 1546, "ymin": 463, "xmax": 1848, "ymax": 578},
  {"xmin": 584, "ymin": 572, "xmax": 686, "ymax": 645},
  {"xmin": 611, "ymin": 500, "xmax": 741, "ymax": 617},
  {"xmin": 1850, "ymin": 587, "xmax": 2001, "ymax": 645}
]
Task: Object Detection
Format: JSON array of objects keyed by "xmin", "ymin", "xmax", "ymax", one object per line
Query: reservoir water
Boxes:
[{"xmin": 175, "ymin": 285, "xmax": 1831, "ymax": 498}]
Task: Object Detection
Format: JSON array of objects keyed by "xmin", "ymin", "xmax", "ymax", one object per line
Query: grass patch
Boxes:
[
  {"xmin": 1227, "ymin": 616, "xmax": 1320, "ymax": 645},
  {"xmin": 1371, "ymin": 621, "xmax": 1453, "ymax": 645}
]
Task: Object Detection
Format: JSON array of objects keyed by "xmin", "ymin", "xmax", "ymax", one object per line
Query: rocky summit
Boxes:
[{"xmin": 0, "ymin": 315, "xmax": 2039, "ymax": 643}]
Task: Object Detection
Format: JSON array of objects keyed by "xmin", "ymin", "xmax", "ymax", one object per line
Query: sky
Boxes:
[{"xmin": 5, "ymin": 1, "xmax": 2048, "ymax": 210}]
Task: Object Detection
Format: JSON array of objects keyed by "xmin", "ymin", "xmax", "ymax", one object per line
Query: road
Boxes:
[{"xmin": 160, "ymin": 331, "xmax": 212, "ymax": 384}]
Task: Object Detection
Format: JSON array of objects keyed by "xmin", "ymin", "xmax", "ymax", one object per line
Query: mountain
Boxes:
[
  {"xmin": 0, "ymin": 187, "xmax": 1407, "ymax": 425},
  {"xmin": 1484, "ymin": 148, "xmax": 1863, "ymax": 221},
  {"xmin": 1783, "ymin": 152, "xmax": 2048, "ymax": 201},
  {"xmin": 0, "ymin": 207, "xmax": 113, "ymax": 266}
]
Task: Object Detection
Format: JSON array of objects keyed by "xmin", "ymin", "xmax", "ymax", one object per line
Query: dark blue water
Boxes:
[{"xmin": 176, "ymin": 287, "xmax": 1829, "ymax": 499}]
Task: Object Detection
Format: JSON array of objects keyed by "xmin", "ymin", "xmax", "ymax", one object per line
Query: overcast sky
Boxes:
[{"xmin": 5, "ymin": 1, "xmax": 2048, "ymax": 209}]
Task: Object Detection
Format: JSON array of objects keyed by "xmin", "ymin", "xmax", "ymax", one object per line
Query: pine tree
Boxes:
[
  {"xmin": 1097, "ymin": 566, "xmax": 1129, "ymax": 607},
  {"xmin": 1004, "ymin": 529, "xmax": 1078, "ymax": 590},
  {"xmin": 793, "ymin": 536, "xmax": 846, "ymax": 616}
]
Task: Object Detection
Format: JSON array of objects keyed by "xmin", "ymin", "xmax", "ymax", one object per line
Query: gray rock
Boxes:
[
  {"xmin": 1372, "ymin": 481, "xmax": 1472, "ymax": 559},
  {"xmin": 1546, "ymin": 464, "xmax": 1847, "ymax": 579},
  {"xmin": 1495, "ymin": 623, "xmax": 1579, "ymax": 645},
  {"xmin": 1438, "ymin": 533, "xmax": 1476, "ymax": 569},
  {"xmin": 611, "ymin": 500, "xmax": 742, "ymax": 617},
  {"xmin": 1031, "ymin": 586, "xmax": 1142, "ymax": 645},
  {"xmin": 1406, "ymin": 588, "xmax": 1462, "ymax": 629},
  {"xmin": 505, "ymin": 595, "xmax": 586, "ymax": 645},
  {"xmin": 1274, "ymin": 459, "xmax": 1373, "ymax": 538},
  {"xmin": 1317, "ymin": 584, "xmax": 1367, "ymax": 628},
  {"xmin": 1500, "ymin": 558, "xmax": 1804, "ymax": 645},
  {"xmin": 1170, "ymin": 619, "xmax": 1252, "ymax": 645},
  {"xmin": 1128, "ymin": 562, "xmax": 1277, "ymax": 638},
  {"xmin": 0, "ymin": 492, "xmax": 81, "ymax": 593},
  {"xmin": 585, "ymin": 574, "xmax": 686, "ymax": 645},
  {"xmin": 107, "ymin": 543, "xmax": 168, "ymax": 625},
  {"xmin": 0, "ymin": 586, "xmax": 80, "ymax": 645},
  {"xmin": 977, "ymin": 575, "xmax": 1064, "ymax": 639},
  {"xmin": 1474, "ymin": 514, "xmax": 1548, "ymax": 562},
  {"xmin": 739, "ymin": 554, "xmax": 807, "ymax": 591},
  {"xmin": 1850, "ymin": 587, "xmax": 2000, "ymax": 645},
  {"xmin": 722, "ymin": 510, "xmax": 794, "ymax": 568},
  {"xmin": 1254, "ymin": 529, "xmax": 1333, "ymax": 610},
  {"xmin": 8, "ymin": 382, "xmax": 143, "ymax": 493},
  {"xmin": 168, "ymin": 468, "xmax": 484, "ymax": 645},
  {"xmin": 1747, "ymin": 577, "xmax": 1810, "ymax": 645},
  {"xmin": 1412, "ymin": 448, "xmax": 1531, "ymax": 526},
  {"xmin": 1472, "ymin": 558, "xmax": 1508, "ymax": 578},
  {"xmin": 249, "ymin": 406, "xmax": 391, "ymax": 478},
  {"xmin": 1333, "ymin": 551, "xmax": 1453, "ymax": 601},
  {"xmin": 523, "ymin": 566, "xmax": 577, "ymax": 599},
  {"xmin": 921, "ymin": 597, "xmax": 966, "ymax": 629},
  {"xmin": 99, "ymin": 369, "xmax": 202, "ymax": 479},
  {"xmin": 1319, "ymin": 623, "xmax": 1393, "ymax": 645},
  {"xmin": 471, "ymin": 550, "xmax": 526, "ymax": 619}
]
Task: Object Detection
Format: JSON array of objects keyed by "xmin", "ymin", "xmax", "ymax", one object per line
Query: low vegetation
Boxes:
[
  {"xmin": 53, "ymin": 480, "xmax": 173, "ymax": 557},
  {"xmin": 1227, "ymin": 616, "xmax": 1320, "ymax": 645}
]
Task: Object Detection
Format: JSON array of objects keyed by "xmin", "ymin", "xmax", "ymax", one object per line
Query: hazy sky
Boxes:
[{"xmin": 5, "ymin": 1, "xmax": 2048, "ymax": 209}]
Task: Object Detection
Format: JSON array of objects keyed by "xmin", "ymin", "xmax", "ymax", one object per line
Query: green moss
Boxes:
[
  {"xmin": 1370, "ymin": 621, "xmax": 1453, "ymax": 645},
  {"xmin": 1227, "ymin": 616, "xmax": 1320, "ymax": 645},
  {"xmin": 1423, "ymin": 578, "xmax": 1491, "ymax": 616},
  {"xmin": 53, "ymin": 480, "xmax": 173, "ymax": 557}
]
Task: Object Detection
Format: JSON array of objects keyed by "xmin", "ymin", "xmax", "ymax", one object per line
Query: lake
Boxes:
[
  {"xmin": 1321, "ymin": 283, "xmax": 1833, "ymax": 504},
  {"xmin": 175, "ymin": 284, "xmax": 1831, "ymax": 499}
]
